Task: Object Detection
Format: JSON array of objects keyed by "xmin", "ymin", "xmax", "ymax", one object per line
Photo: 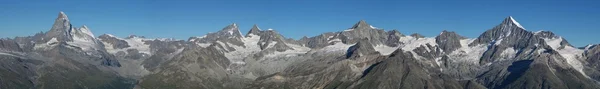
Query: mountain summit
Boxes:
[
  {"xmin": 43, "ymin": 11, "xmax": 74, "ymax": 42},
  {"xmin": 435, "ymin": 30, "xmax": 466, "ymax": 52},
  {"xmin": 502, "ymin": 16, "xmax": 525, "ymax": 29},
  {"xmin": 339, "ymin": 20, "xmax": 388, "ymax": 45},
  {"xmin": 470, "ymin": 16, "xmax": 540, "ymax": 48},
  {"xmin": 222, "ymin": 23, "xmax": 243, "ymax": 38},
  {"xmin": 188, "ymin": 23, "xmax": 244, "ymax": 43},
  {"xmin": 351, "ymin": 20, "xmax": 372, "ymax": 29},
  {"xmin": 246, "ymin": 24, "xmax": 262, "ymax": 37}
]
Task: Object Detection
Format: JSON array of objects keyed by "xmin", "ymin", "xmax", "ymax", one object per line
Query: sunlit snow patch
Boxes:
[
  {"xmin": 34, "ymin": 38, "xmax": 59, "ymax": 50},
  {"xmin": 544, "ymin": 37, "xmax": 586, "ymax": 77},
  {"xmin": 374, "ymin": 45, "xmax": 399, "ymax": 55},
  {"xmin": 102, "ymin": 35, "xmax": 152, "ymax": 55}
]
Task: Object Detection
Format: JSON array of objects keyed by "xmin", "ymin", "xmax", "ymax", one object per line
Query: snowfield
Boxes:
[{"xmin": 544, "ymin": 37, "xmax": 586, "ymax": 76}]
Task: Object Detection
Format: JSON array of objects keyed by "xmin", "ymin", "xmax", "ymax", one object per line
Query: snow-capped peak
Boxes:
[
  {"xmin": 197, "ymin": 35, "xmax": 207, "ymax": 39},
  {"xmin": 506, "ymin": 16, "xmax": 524, "ymax": 29},
  {"xmin": 79, "ymin": 25, "xmax": 95, "ymax": 38},
  {"xmin": 105, "ymin": 34, "xmax": 118, "ymax": 38}
]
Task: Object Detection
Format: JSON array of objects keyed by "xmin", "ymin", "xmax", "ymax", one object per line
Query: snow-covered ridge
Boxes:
[
  {"xmin": 79, "ymin": 25, "xmax": 95, "ymax": 38},
  {"xmin": 447, "ymin": 39, "xmax": 485, "ymax": 63},
  {"xmin": 534, "ymin": 30, "xmax": 545, "ymax": 34},
  {"xmin": 370, "ymin": 25, "xmax": 378, "ymax": 29},
  {"xmin": 68, "ymin": 26, "xmax": 101, "ymax": 51},
  {"xmin": 193, "ymin": 35, "xmax": 208, "ymax": 39},
  {"xmin": 344, "ymin": 29, "xmax": 354, "ymax": 32},
  {"xmin": 544, "ymin": 37, "xmax": 586, "ymax": 76},
  {"xmin": 399, "ymin": 36, "xmax": 437, "ymax": 51},
  {"xmin": 313, "ymin": 42, "xmax": 354, "ymax": 53},
  {"xmin": 189, "ymin": 35, "xmax": 212, "ymax": 47},
  {"xmin": 508, "ymin": 16, "xmax": 524, "ymax": 29},
  {"xmin": 374, "ymin": 45, "xmax": 399, "ymax": 55},
  {"xmin": 34, "ymin": 38, "xmax": 59, "ymax": 50}
]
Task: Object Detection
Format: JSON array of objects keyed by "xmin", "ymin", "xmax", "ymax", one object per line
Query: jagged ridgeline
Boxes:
[{"xmin": 1, "ymin": 12, "xmax": 599, "ymax": 89}]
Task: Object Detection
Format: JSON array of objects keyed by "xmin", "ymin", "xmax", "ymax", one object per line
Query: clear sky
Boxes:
[{"xmin": 1, "ymin": 0, "xmax": 598, "ymax": 46}]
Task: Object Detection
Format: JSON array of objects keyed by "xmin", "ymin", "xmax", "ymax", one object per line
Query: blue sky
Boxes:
[{"xmin": 1, "ymin": 0, "xmax": 599, "ymax": 46}]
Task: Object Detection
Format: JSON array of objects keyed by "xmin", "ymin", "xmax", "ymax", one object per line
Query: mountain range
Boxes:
[{"xmin": 1, "ymin": 11, "xmax": 599, "ymax": 89}]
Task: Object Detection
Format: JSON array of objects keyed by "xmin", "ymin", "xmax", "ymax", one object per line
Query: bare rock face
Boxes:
[
  {"xmin": 242, "ymin": 24, "xmax": 295, "ymax": 58},
  {"xmin": 476, "ymin": 52, "xmax": 598, "ymax": 89},
  {"xmin": 303, "ymin": 32, "xmax": 338, "ymax": 48},
  {"xmin": 436, "ymin": 30, "xmax": 465, "ymax": 52},
  {"xmin": 246, "ymin": 24, "xmax": 262, "ymax": 37},
  {"xmin": 412, "ymin": 43, "xmax": 443, "ymax": 59},
  {"xmin": 140, "ymin": 39, "xmax": 187, "ymax": 70},
  {"xmin": 410, "ymin": 33, "xmax": 425, "ymax": 39},
  {"xmin": 346, "ymin": 38, "xmax": 378, "ymax": 59},
  {"xmin": 301, "ymin": 20, "xmax": 407, "ymax": 49},
  {"xmin": 298, "ymin": 20, "xmax": 391, "ymax": 49},
  {"xmin": 584, "ymin": 44, "xmax": 600, "ymax": 81},
  {"xmin": 98, "ymin": 34, "xmax": 130, "ymax": 49},
  {"xmin": 585, "ymin": 44, "xmax": 600, "ymax": 60},
  {"xmin": 385, "ymin": 29, "xmax": 404, "ymax": 47},
  {"xmin": 138, "ymin": 46, "xmax": 234, "ymax": 89}
]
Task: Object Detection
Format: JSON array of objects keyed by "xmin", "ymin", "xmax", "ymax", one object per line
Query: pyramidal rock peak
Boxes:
[
  {"xmin": 351, "ymin": 20, "xmax": 370, "ymax": 29},
  {"xmin": 246, "ymin": 24, "xmax": 262, "ymax": 36},
  {"xmin": 58, "ymin": 11, "xmax": 69, "ymax": 21}
]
